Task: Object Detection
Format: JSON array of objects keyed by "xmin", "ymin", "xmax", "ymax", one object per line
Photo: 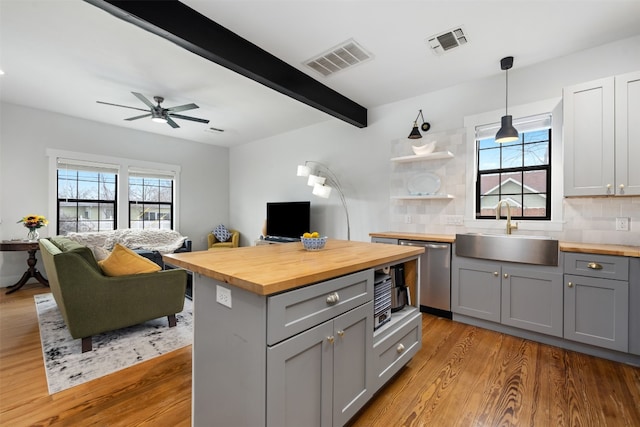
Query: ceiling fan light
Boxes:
[
  {"xmin": 496, "ymin": 115, "xmax": 519, "ymax": 143},
  {"xmin": 151, "ymin": 117, "xmax": 167, "ymax": 123}
]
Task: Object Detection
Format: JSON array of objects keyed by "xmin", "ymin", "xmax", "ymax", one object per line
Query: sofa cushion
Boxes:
[
  {"xmin": 49, "ymin": 237, "xmax": 101, "ymax": 271},
  {"xmin": 213, "ymin": 224, "xmax": 232, "ymax": 242},
  {"xmin": 98, "ymin": 243, "xmax": 162, "ymax": 277}
]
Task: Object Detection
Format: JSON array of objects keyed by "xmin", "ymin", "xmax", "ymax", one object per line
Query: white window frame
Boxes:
[
  {"xmin": 47, "ymin": 149, "xmax": 181, "ymax": 232},
  {"xmin": 463, "ymin": 98, "xmax": 564, "ymax": 232}
]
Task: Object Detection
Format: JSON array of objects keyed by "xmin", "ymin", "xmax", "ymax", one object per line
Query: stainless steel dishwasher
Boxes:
[{"xmin": 399, "ymin": 240, "xmax": 452, "ymax": 318}]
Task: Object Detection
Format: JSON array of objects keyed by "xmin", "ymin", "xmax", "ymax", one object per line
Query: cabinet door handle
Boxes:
[
  {"xmin": 327, "ymin": 336, "xmax": 335, "ymax": 344},
  {"xmin": 606, "ymin": 184, "xmax": 612, "ymax": 195},
  {"xmin": 337, "ymin": 330, "xmax": 345, "ymax": 338},
  {"xmin": 567, "ymin": 282, "xmax": 573, "ymax": 288},
  {"xmin": 619, "ymin": 184, "xmax": 625, "ymax": 194},
  {"xmin": 587, "ymin": 262, "xmax": 603, "ymax": 270},
  {"xmin": 326, "ymin": 292, "xmax": 340, "ymax": 305},
  {"xmin": 493, "ymin": 271, "xmax": 499, "ymax": 277},
  {"xmin": 503, "ymin": 273, "xmax": 509, "ymax": 279},
  {"xmin": 396, "ymin": 343, "xmax": 405, "ymax": 354}
]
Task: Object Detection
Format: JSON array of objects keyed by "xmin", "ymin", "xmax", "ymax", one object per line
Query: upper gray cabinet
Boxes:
[{"xmin": 563, "ymin": 71, "xmax": 640, "ymax": 197}]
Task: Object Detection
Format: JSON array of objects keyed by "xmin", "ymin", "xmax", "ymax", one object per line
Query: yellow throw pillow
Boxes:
[{"xmin": 98, "ymin": 243, "xmax": 161, "ymax": 276}]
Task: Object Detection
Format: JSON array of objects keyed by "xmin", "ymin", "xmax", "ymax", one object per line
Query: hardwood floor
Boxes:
[{"xmin": 1, "ymin": 284, "xmax": 639, "ymax": 426}]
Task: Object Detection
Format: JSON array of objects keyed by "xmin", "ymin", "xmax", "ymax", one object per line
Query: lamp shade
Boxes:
[
  {"xmin": 312, "ymin": 183, "xmax": 332, "ymax": 198},
  {"xmin": 297, "ymin": 164, "xmax": 311, "ymax": 177},
  {"xmin": 408, "ymin": 124, "xmax": 422, "ymax": 139},
  {"xmin": 495, "ymin": 115, "xmax": 519, "ymax": 143},
  {"xmin": 307, "ymin": 174, "xmax": 326, "ymax": 187}
]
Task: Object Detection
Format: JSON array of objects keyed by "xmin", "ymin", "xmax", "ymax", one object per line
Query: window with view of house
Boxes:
[
  {"xmin": 52, "ymin": 153, "xmax": 179, "ymax": 234},
  {"xmin": 475, "ymin": 114, "xmax": 552, "ymax": 220},
  {"xmin": 128, "ymin": 169, "xmax": 174, "ymax": 230},
  {"xmin": 57, "ymin": 160, "xmax": 118, "ymax": 235}
]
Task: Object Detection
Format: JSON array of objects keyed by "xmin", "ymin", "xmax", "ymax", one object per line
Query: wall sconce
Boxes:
[
  {"xmin": 296, "ymin": 161, "xmax": 351, "ymax": 240},
  {"xmin": 495, "ymin": 56, "xmax": 519, "ymax": 143},
  {"xmin": 408, "ymin": 109, "xmax": 431, "ymax": 139}
]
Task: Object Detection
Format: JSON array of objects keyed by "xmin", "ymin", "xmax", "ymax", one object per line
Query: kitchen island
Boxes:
[{"xmin": 164, "ymin": 239, "xmax": 424, "ymax": 427}]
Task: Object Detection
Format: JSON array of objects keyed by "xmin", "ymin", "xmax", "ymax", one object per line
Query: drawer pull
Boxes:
[
  {"xmin": 567, "ymin": 282, "xmax": 573, "ymax": 288},
  {"xmin": 327, "ymin": 336, "xmax": 335, "ymax": 344},
  {"xmin": 587, "ymin": 262, "xmax": 603, "ymax": 270},
  {"xmin": 493, "ymin": 271, "xmax": 499, "ymax": 277},
  {"xmin": 396, "ymin": 343, "xmax": 405, "ymax": 354},
  {"xmin": 503, "ymin": 273, "xmax": 509, "ymax": 279},
  {"xmin": 326, "ymin": 292, "xmax": 340, "ymax": 305},
  {"xmin": 337, "ymin": 330, "xmax": 345, "ymax": 338}
]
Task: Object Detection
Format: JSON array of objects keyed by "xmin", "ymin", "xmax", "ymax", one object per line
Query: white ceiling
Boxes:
[{"xmin": 2, "ymin": 0, "xmax": 640, "ymax": 147}]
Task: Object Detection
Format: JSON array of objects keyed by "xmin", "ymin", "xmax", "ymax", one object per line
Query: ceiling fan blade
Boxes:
[
  {"xmin": 131, "ymin": 92, "xmax": 156, "ymax": 109},
  {"xmin": 124, "ymin": 113, "xmax": 152, "ymax": 121},
  {"xmin": 170, "ymin": 113, "xmax": 210, "ymax": 124},
  {"xmin": 166, "ymin": 103, "xmax": 199, "ymax": 113},
  {"xmin": 96, "ymin": 101, "xmax": 149, "ymax": 112},
  {"xmin": 166, "ymin": 116, "xmax": 180, "ymax": 128}
]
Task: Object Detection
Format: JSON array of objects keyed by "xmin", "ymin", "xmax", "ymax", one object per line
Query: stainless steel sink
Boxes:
[{"xmin": 455, "ymin": 233, "xmax": 559, "ymax": 266}]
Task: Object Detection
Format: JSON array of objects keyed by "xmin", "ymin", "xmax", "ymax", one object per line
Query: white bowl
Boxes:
[
  {"xmin": 301, "ymin": 236, "xmax": 327, "ymax": 251},
  {"xmin": 411, "ymin": 141, "xmax": 437, "ymax": 156}
]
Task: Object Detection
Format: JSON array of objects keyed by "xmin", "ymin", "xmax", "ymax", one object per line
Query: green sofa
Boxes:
[{"xmin": 39, "ymin": 236, "xmax": 187, "ymax": 353}]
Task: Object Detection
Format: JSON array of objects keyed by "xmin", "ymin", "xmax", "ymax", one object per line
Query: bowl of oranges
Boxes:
[{"xmin": 301, "ymin": 232, "xmax": 327, "ymax": 251}]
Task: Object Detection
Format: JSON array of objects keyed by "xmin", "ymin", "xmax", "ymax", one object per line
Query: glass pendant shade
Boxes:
[{"xmin": 495, "ymin": 115, "xmax": 519, "ymax": 143}]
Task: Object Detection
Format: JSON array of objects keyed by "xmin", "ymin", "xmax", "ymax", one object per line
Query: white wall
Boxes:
[
  {"xmin": 230, "ymin": 35, "xmax": 640, "ymax": 246},
  {"xmin": 0, "ymin": 103, "xmax": 229, "ymax": 286}
]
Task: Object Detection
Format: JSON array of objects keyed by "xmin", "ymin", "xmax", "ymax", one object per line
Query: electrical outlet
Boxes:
[
  {"xmin": 446, "ymin": 215, "xmax": 464, "ymax": 225},
  {"xmin": 405, "ymin": 215, "xmax": 412, "ymax": 224},
  {"xmin": 615, "ymin": 217, "xmax": 630, "ymax": 231},
  {"xmin": 216, "ymin": 285, "xmax": 232, "ymax": 308}
]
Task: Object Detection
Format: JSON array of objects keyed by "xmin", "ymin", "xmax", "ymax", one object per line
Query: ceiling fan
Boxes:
[{"xmin": 97, "ymin": 92, "xmax": 209, "ymax": 128}]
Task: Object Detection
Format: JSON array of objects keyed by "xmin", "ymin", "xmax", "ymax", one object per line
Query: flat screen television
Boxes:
[{"xmin": 266, "ymin": 201, "xmax": 310, "ymax": 240}]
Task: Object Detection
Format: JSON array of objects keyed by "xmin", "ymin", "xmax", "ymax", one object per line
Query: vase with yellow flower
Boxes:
[{"xmin": 18, "ymin": 214, "xmax": 48, "ymax": 241}]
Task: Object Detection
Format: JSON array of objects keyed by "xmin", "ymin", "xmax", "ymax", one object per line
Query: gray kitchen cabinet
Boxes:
[
  {"xmin": 267, "ymin": 302, "xmax": 373, "ymax": 427},
  {"xmin": 501, "ymin": 265, "xmax": 563, "ymax": 337},
  {"xmin": 564, "ymin": 71, "xmax": 640, "ymax": 196},
  {"xmin": 451, "ymin": 257, "xmax": 501, "ymax": 322},
  {"xmin": 452, "ymin": 256, "xmax": 563, "ymax": 336},
  {"xmin": 564, "ymin": 253, "xmax": 629, "ymax": 352}
]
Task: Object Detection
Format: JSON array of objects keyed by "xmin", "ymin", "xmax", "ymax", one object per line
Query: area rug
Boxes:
[{"xmin": 35, "ymin": 293, "xmax": 192, "ymax": 394}]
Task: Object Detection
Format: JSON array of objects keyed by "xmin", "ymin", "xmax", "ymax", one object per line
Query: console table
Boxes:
[{"xmin": 0, "ymin": 241, "xmax": 49, "ymax": 294}]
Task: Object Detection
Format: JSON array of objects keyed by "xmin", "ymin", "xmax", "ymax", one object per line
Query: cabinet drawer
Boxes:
[
  {"xmin": 564, "ymin": 253, "xmax": 629, "ymax": 281},
  {"xmin": 373, "ymin": 311, "xmax": 421, "ymax": 387},
  {"xmin": 267, "ymin": 269, "xmax": 374, "ymax": 345}
]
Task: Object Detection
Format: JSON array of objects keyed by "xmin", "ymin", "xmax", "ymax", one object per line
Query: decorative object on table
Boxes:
[
  {"xmin": 411, "ymin": 140, "xmax": 437, "ymax": 156},
  {"xmin": 407, "ymin": 172, "xmax": 441, "ymax": 195},
  {"xmin": 17, "ymin": 214, "xmax": 48, "ymax": 241},
  {"xmin": 407, "ymin": 109, "xmax": 431, "ymax": 139},
  {"xmin": 301, "ymin": 235, "xmax": 328, "ymax": 251},
  {"xmin": 35, "ymin": 293, "xmax": 192, "ymax": 394},
  {"xmin": 296, "ymin": 160, "xmax": 351, "ymax": 240},
  {"xmin": 495, "ymin": 56, "xmax": 520, "ymax": 143}
]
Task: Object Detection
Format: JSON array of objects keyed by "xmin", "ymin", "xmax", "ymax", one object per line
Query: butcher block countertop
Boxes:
[
  {"xmin": 369, "ymin": 231, "xmax": 640, "ymax": 257},
  {"xmin": 163, "ymin": 239, "xmax": 424, "ymax": 296}
]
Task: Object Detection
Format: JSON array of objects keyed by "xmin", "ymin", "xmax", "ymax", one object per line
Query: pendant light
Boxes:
[{"xmin": 495, "ymin": 56, "xmax": 519, "ymax": 143}]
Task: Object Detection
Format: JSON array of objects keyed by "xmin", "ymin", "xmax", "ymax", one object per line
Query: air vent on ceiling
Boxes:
[
  {"xmin": 427, "ymin": 27, "xmax": 468, "ymax": 55},
  {"xmin": 304, "ymin": 38, "xmax": 372, "ymax": 77}
]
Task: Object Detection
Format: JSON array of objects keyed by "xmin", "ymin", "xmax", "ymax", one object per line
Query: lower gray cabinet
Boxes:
[
  {"xmin": 451, "ymin": 258, "xmax": 501, "ymax": 322},
  {"xmin": 563, "ymin": 252, "xmax": 629, "ymax": 352},
  {"xmin": 267, "ymin": 302, "xmax": 374, "ymax": 427},
  {"xmin": 564, "ymin": 274, "xmax": 629, "ymax": 352},
  {"xmin": 501, "ymin": 266, "xmax": 563, "ymax": 337},
  {"xmin": 452, "ymin": 256, "xmax": 563, "ymax": 336}
]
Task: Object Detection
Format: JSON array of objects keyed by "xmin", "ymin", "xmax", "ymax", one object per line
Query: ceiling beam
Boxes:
[{"xmin": 84, "ymin": 0, "xmax": 367, "ymax": 128}]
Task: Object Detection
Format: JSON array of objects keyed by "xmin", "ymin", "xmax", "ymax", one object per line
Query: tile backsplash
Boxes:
[{"xmin": 389, "ymin": 129, "xmax": 639, "ymax": 246}]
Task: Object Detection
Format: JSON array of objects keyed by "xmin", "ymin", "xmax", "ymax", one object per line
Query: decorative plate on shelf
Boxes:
[{"xmin": 407, "ymin": 172, "xmax": 441, "ymax": 195}]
